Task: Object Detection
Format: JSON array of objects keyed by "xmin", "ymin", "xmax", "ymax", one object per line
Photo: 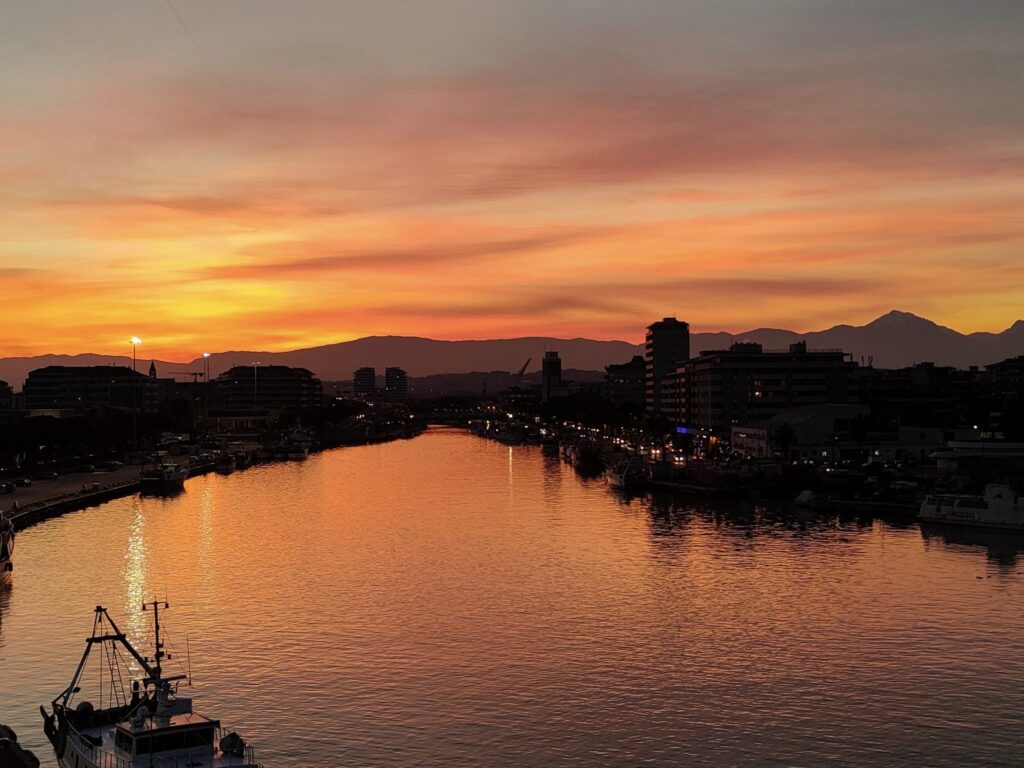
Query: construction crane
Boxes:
[
  {"xmin": 513, "ymin": 357, "xmax": 531, "ymax": 388},
  {"xmin": 170, "ymin": 371, "xmax": 206, "ymax": 383}
]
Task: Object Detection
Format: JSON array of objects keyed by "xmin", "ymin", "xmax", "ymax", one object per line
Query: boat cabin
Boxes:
[{"xmin": 113, "ymin": 702, "xmax": 219, "ymax": 760}]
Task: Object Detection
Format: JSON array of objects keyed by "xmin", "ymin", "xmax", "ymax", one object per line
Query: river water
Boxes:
[{"xmin": 1, "ymin": 427, "xmax": 1023, "ymax": 766}]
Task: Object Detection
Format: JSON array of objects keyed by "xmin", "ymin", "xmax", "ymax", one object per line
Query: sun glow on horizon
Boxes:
[{"xmin": 1, "ymin": 2, "xmax": 1022, "ymax": 359}]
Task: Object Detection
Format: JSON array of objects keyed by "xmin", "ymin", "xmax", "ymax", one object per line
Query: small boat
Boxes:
[
  {"xmin": 919, "ymin": 484, "xmax": 1024, "ymax": 529},
  {"xmin": 794, "ymin": 489, "xmax": 822, "ymax": 508},
  {"xmin": 1, "ymin": 511, "xmax": 14, "ymax": 579},
  {"xmin": 41, "ymin": 600, "xmax": 262, "ymax": 767},
  {"xmin": 605, "ymin": 457, "xmax": 647, "ymax": 490},
  {"xmin": 285, "ymin": 442, "xmax": 309, "ymax": 460},
  {"xmin": 139, "ymin": 463, "xmax": 188, "ymax": 495},
  {"xmin": 214, "ymin": 453, "xmax": 236, "ymax": 474}
]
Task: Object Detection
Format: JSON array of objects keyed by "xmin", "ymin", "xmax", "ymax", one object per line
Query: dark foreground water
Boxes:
[{"xmin": 2, "ymin": 428, "xmax": 1023, "ymax": 766}]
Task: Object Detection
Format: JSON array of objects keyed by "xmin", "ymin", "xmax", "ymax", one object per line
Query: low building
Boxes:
[
  {"xmin": 765, "ymin": 403, "xmax": 870, "ymax": 461},
  {"xmin": 676, "ymin": 342, "xmax": 858, "ymax": 437},
  {"xmin": 730, "ymin": 425, "xmax": 770, "ymax": 458},
  {"xmin": 23, "ymin": 365, "xmax": 166, "ymax": 412},
  {"xmin": 932, "ymin": 440, "xmax": 1024, "ymax": 489}
]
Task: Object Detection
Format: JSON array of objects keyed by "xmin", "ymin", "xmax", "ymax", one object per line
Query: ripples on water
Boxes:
[{"xmin": 1, "ymin": 428, "xmax": 1023, "ymax": 766}]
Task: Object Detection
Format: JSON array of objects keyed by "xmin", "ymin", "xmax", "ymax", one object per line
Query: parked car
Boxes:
[
  {"xmin": 1, "ymin": 482, "xmax": 15, "ymax": 494},
  {"xmin": 16, "ymin": 478, "xmax": 32, "ymax": 487}
]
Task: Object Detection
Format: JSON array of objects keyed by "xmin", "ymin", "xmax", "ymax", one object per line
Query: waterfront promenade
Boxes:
[{"xmin": 2, "ymin": 466, "xmax": 141, "ymax": 531}]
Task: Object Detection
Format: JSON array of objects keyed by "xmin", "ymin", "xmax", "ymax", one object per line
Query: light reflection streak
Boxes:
[{"xmin": 122, "ymin": 501, "xmax": 149, "ymax": 647}]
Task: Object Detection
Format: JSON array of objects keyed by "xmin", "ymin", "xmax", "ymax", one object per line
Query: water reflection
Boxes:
[
  {"xmin": 0, "ymin": 577, "xmax": 10, "ymax": 649},
  {"xmin": 122, "ymin": 503, "xmax": 149, "ymax": 642},
  {"xmin": 3, "ymin": 430, "xmax": 1023, "ymax": 768},
  {"xmin": 920, "ymin": 522, "xmax": 1024, "ymax": 571}
]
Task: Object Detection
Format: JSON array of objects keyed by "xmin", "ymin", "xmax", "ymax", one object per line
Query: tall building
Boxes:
[
  {"xmin": 604, "ymin": 355, "xmax": 645, "ymax": 409},
  {"xmin": 353, "ymin": 367, "xmax": 376, "ymax": 398},
  {"xmin": 677, "ymin": 341, "xmax": 857, "ymax": 437},
  {"xmin": 541, "ymin": 351, "xmax": 562, "ymax": 403},
  {"xmin": 645, "ymin": 317, "xmax": 690, "ymax": 417},
  {"xmin": 384, "ymin": 367, "xmax": 409, "ymax": 401}
]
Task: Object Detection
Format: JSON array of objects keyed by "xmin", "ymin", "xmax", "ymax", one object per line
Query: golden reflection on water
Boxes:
[
  {"xmin": 2, "ymin": 428, "xmax": 1024, "ymax": 768},
  {"xmin": 122, "ymin": 501, "xmax": 148, "ymax": 642},
  {"xmin": 196, "ymin": 484, "xmax": 215, "ymax": 595}
]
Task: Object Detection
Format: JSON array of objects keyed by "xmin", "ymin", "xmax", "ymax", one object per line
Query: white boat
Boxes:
[
  {"xmin": 41, "ymin": 601, "xmax": 262, "ymax": 767},
  {"xmin": 605, "ymin": 457, "xmax": 646, "ymax": 490},
  {"xmin": 919, "ymin": 484, "xmax": 1024, "ymax": 529},
  {"xmin": 139, "ymin": 463, "xmax": 188, "ymax": 494}
]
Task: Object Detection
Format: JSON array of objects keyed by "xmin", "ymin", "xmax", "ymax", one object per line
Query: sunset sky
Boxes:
[{"xmin": 1, "ymin": 1, "xmax": 1023, "ymax": 358}]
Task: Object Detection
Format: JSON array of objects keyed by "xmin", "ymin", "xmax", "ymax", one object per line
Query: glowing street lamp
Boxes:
[{"xmin": 130, "ymin": 337, "xmax": 141, "ymax": 372}]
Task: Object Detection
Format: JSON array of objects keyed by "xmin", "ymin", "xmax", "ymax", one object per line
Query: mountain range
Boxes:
[{"xmin": 0, "ymin": 311, "xmax": 1021, "ymax": 387}]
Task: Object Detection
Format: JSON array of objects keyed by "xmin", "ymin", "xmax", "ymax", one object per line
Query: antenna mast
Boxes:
[{"xmin": 142, "ymin": 599, "xmax": 170, "ymax": 679}]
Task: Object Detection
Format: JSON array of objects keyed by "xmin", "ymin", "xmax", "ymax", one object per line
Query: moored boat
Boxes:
[
  {"xmin": 605, "ymin": 456, "xmax": 647, "ymax": 491},
  {"xmin": 41, "ymin": 600, "xmax": 262, "ymax": 767},
  {"xmin": 139, "ymin": 463, "xmax": 188, "ymax": 494},
  {"xmin": 919, "ymin": 484, "xmax": 1024, "ymax": 529},
  {"xmin": 214, "ymin": 453, "xmax": 236, "ymax": 474}
]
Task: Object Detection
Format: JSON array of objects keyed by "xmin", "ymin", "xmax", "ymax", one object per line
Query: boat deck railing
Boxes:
[
  {"xmin": 66, "ymin": 727, "xmax": 131, "ymax": 768},
  {"xmin": 214, "ymin": 727, "xmax": 261, "ymax": 766}
]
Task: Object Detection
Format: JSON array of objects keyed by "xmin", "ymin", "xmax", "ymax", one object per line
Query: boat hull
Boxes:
[
  {"xmin": 918, "ymin": 512, "xmax": 1024, "ymax": 530},
  {"xmin": 139, "ymin": 479, "xmax": 186, "ymax": 494}
]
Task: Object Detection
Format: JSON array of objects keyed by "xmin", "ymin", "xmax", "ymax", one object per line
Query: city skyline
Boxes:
[{"xmin": 2, "ymin": 1, "xmax": 1023, "ymax": 359}]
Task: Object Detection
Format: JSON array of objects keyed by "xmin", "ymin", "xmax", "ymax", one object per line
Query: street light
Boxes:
[
  {"xmin": 129, "ymin": 337, "xmax": 142, "ymax": 447},
  {"xmin": 130, "ymin": 337, "xmax": 141, "ymax": 372},
  {"xmin": 252, "ymin": 361, "xmax": 261, "ymax": 408},
  {"xmin": 202, "ymin": 353, "xmax": 212, "ymax": 410}
]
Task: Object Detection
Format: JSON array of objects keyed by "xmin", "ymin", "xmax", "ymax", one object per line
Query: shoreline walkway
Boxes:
[{"xmin": 3, "ymin": 466, "xmax": 142, "ymax": 531}]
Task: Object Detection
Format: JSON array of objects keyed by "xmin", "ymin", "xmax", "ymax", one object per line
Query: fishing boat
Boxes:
[
  {"xmin": 919, "ymin": 484, "xmax": 1024, "ymax": 529},
  {"xmin": 41, "ymin": 600, "xmax": 262, "ymax": 767},
  {"xmin": 1, "ymin": 511, "xmax": 14, "ymax": 580},
  {"xmin": 214, "ymin": 453, "xmax": 236, "ymax": 474},
  {"xmin": 139, "ymin": 463, "xmax": 188, "ymax": 494},
  {"xmin": 605, "ymin": 456, "xmax": 647, "ymax": 491}
]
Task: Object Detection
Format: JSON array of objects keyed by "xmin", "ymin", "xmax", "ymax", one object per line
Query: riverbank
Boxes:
[{"xmin": 4, "ymin": 466, "xmax": 141, "ymax": 532}]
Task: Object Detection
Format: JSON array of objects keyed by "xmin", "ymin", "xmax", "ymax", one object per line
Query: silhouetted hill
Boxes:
[
  {"xmin": 0, "ymin": 313, "xmax": 1021, "ymax": 387},
  {"xmin": 690, "ymin": 311, "xmax": 1023, "ymax": 369}
]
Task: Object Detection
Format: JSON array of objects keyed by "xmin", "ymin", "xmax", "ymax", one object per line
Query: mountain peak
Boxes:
[{"xmin": 870, "ymin": 309, "xmax": 928, "ymax": 325}]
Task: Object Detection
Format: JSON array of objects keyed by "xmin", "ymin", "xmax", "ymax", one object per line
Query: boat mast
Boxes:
[{"xmin": 142, "ymin": 599, "xmax": 169, "ymax": 680}]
